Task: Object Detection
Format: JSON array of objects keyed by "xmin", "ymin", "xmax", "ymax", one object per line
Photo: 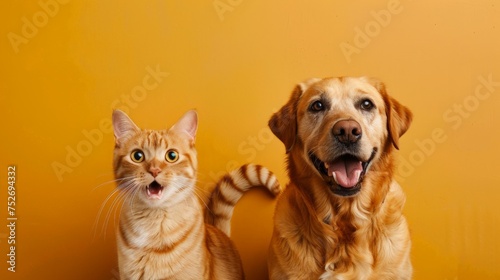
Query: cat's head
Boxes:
[{"xmin": 112, "ymin": 110, "xmax": 198, "ymax": 207}]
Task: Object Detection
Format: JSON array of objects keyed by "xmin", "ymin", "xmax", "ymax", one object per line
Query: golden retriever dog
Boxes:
[{"xmin": 268, "ymin": 77, "xmax": 413, "ymax": 280}]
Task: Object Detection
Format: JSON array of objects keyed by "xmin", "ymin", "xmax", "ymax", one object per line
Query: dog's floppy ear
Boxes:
[
  {"xmin": 370, "ymin": 78, "xmax": 413, "ymax": 150},
  {"xmin": 269, "ymin": 78, "xmax": 320, "ymax": 152}
]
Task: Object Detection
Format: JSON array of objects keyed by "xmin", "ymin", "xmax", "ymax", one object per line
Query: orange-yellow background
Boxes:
[{"xmin": 1, "ymin": 0, "xmax": 500, "ymax": 279}]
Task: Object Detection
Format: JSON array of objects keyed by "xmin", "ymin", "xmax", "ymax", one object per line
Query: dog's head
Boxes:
[{"xmin": 269, "ymin": 77, "xmax": 412, "ymax": 197}]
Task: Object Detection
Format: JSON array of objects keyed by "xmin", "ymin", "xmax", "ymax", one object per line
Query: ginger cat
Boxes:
[{"xmin": 111, "ymin": 109, "xmax": 280, "ymax": 280}]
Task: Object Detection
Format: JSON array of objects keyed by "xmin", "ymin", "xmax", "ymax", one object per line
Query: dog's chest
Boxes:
[
  {"xmin": 323, "ymin": 219, "xmax": 372, "ymax": 272},
  {"xmin": 321, "ymin": 207, "xmax": 405, "ymax": 279}
]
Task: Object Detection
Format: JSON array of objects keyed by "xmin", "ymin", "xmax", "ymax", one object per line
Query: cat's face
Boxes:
[{"xmin": 112, "ymin": 110, "xmax": 198, "ymax": 207}]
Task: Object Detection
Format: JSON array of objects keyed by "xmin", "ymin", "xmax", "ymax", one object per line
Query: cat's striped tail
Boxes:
[{"xmin": 205, "ymin": 164, "xmax": 281, "ymax": 237}]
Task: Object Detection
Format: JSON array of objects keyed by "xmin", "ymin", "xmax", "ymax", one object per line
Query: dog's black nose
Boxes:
[{"xmin": 332, "ymin": 120, "xmax": 362, "ymax": 144}]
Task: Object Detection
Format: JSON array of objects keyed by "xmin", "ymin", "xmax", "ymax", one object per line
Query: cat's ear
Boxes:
[
  {"xmin": 171, "ymin": 110, "xmax": 198, "ymax": 141},
  {"xmin": 112, "ymin": 110, "xmax": 140, "ymax": 145}
]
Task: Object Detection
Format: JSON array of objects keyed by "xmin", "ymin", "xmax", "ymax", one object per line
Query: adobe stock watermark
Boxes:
[
  {"xmin": 213, "ymin": 0, "xmax": 243, "ymax": 21},
  {"xmin": 201, "ymin": 113, "xmax": 275, "ymax": 189},
  {"xmin": 395, "ymin": 74, "xmax": 500, "ymax": 182},
  {"xmin": 7, "ymin": 0, "xmax": 70, "ymax": 54},
  {"xmin": 206, "ymin": 124, "xmax": 274, "ymax": 183},
  {"xmin": 51, "ymin": 65, "xmax": 170, "ymax": 182},
  {"xmin": 339, "ymin": 0, "xmax": 404, "ymax": 64}
]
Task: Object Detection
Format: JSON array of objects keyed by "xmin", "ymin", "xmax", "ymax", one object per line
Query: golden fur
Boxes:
[
  {"xmin": 267, "ymin": 77, "xmax": 413, "ymax": 279},
  {"xmin": 111, "ymin": 110, "xmax": 280, "ymax": 280}
]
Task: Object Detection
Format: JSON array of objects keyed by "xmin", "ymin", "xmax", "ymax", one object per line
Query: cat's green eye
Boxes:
[
  {"xmin": 165, "ymin": 149, "xmax": 179, "ymax": 163},
  {"xmin": 130, "ymin": 149, "xmax": 145, "ymax": 163}
]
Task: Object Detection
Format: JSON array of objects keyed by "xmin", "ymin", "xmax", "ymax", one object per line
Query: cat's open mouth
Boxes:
[{"xmin": 146, "ymin": 181, "xmax": 164, "ymax": 200}]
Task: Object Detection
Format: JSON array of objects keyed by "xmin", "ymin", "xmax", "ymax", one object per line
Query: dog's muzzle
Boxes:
[{"xmin": 309, "ymin": 148, "xmax": 377, "ymax": 197}]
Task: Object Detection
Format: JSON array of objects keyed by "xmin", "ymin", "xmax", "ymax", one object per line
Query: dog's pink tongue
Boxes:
[{"xmin": 328, "ymin": 158, "xmax": 362, "ymax": 188}]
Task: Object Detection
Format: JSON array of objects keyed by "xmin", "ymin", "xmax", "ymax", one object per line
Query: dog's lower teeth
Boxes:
[{"xmin": 331, "ymin": 172, "xmax": 338, "ymax": 184}]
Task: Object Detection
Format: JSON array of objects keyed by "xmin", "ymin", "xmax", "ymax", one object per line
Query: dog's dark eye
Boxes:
[
  {"xmin": 360, "ymin": 99, "xmax": 374, "ymax": 111},
  {"xmin": 309, "ymin": 101, "xmax": 325, "ymax": 112}
]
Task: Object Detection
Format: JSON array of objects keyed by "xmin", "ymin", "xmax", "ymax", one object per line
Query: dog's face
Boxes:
[{"xmin": 270, "ymin": 77, "xmax": 412, "ymax": 197}]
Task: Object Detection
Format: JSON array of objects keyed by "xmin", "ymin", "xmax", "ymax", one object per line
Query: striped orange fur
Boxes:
[
  {"xmin": 205, "ymin": 163, "xmax": 281, "ymax": 236},
  {"xmin": 111, "ymin": 109, "xmax": 281, "ymax": 280}
]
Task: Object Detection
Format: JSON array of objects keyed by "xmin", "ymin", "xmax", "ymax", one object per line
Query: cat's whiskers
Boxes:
[
  {"xmin": 92, "ymin": 187, "xmax": 121, "ymax": 241},
  {"xmin": 118, "ymin": 179, "xmax": 142, "ymax": 210},
  {"xmin": 192, "ymin": 179, "xmax": 215, "ymax": 212},
  {"xmin": 92, "ymin": 178, "xmax": 133, "ymax": 240},
  {"xmin": 91, "ymin": 176, "xmax": 135, "ymax": 193},
  {"xmin": 105, "ymin": 182, "xmax": 136, "ymax": 235},
  {"xmin": 104, "ymin": 196, "xmax": 128, "ymax": 238},
  {"xmin": 96, "ymin": 179, "xmax": 137, "ymax": 239},
  {"xmin": 193, "ymin": 188, "xmax": 211, "ymax": 212},
  {"xmin": 126, "ymin": 184, "xmax": 144, "ymax": 215},
  {"xmin": 193, "ymin": 177, "xmax": 214, "ymax": 194},
  {"xmin": 92, "ymin": 176, "xmax": 136, "ymax": 240}
]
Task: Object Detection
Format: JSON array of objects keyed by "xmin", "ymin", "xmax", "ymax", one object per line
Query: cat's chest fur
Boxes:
[
  {"xmin": 121, "ymin": 196, "xmax": 202, "ymax": 249},
  {"xmin": 117, "ymin": 197, "xmax": 208, "ymax": 279}
]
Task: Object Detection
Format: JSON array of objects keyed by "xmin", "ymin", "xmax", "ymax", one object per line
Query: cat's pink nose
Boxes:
[{"xmin": 149, "ymin": 167, "xmax": 161, "ymax": 177}]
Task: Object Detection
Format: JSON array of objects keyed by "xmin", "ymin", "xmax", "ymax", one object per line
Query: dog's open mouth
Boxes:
[
  {"xmin": 146, "ymin": 180, "xmax": 164, "ymax": 200},
  {"xmin": 309, "ymin": 149, "xmax": 377, "ymax": 196}
]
